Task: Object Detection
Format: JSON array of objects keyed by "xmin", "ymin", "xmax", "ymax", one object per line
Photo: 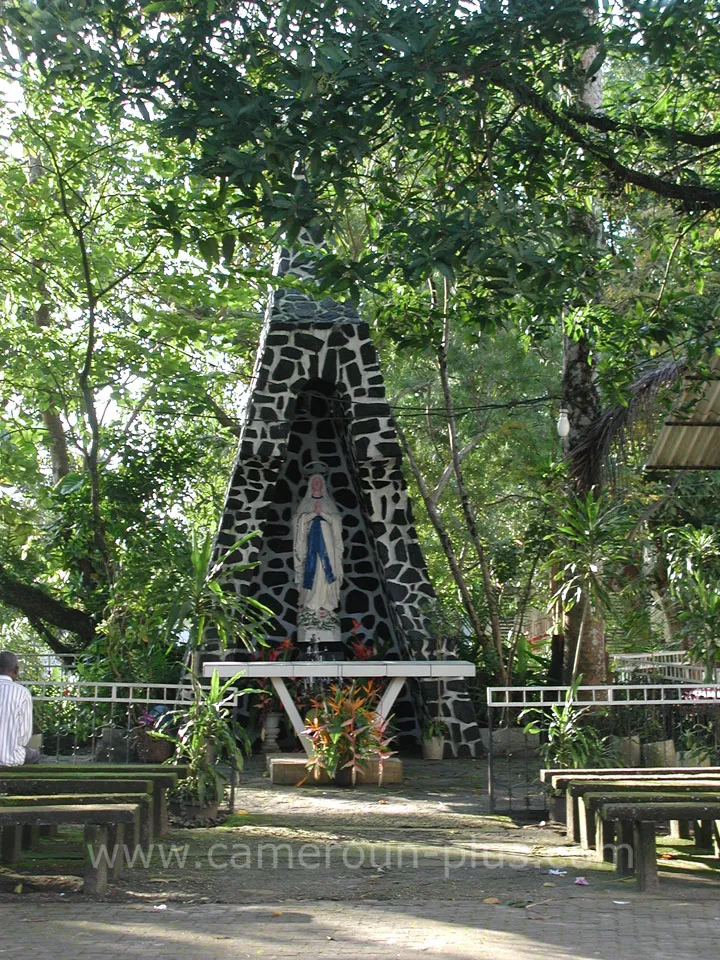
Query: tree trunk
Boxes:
[
  {"xmin": 41, "ymin": 409, "xmax": 70, "ymax": 483},
  {"xmin": 395, "ymin": 421, "xmax": 490, "ymax": 659},
  {"xmin": 561, "ymin": 6, "xmax": 608, "ymax": 685},
  {"xmin": 437, "ymin": 293, "xmax": 508, "ymax": 683},
  {"xmin": 569, "ymin": 590, "xmax": 606, "ymax": 685},
  {"xmin": 34, "ymin": 300, "xmax": 71, "ymax": 484},
  {"xmin": 561, "ymin": 336, "xmax": 606, "ymax": 683}
]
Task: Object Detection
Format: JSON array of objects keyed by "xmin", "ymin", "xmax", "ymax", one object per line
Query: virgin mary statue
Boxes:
[{"xmin": 293, "ymin": 473, "xmax": 344, "ymax": 618}]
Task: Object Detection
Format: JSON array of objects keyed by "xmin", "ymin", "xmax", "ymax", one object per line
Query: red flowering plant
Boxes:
[
  {"xmin": 345, "ymin": 619, "xmax": 376, "ymax": 661},
  {"xmin": 304, "ymin": 680, "xmax": 395, "ymax": 785}
]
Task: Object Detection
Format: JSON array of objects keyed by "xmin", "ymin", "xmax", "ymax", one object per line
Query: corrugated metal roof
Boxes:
[{"xmin": 646, "ymin": 354, "xmax": 720, "ymax": 470}]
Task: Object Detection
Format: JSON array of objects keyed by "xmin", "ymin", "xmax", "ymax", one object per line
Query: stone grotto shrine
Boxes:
[{"xmin": 204, "ymin": 233, "xmax": 482, "ymax": 756}]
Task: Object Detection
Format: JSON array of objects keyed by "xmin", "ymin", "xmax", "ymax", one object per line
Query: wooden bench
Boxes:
[
  {"xmin": 540, "ymin": 766, "xmax": 720, "ymax": 818},
  {"xmin": 0, "ymin": 770, "xmax": 181, "ymax": 837},
  {"xmin": 0, "ymin": 803, "xmax": 141, "ymax": 894},
  {"xmin": 0, "ymin": 778, "xmax": 157, "ymax": 844},
  {"xmin": 542, "ymin": 770, "xmax": 720, "ymax": 842},
  {"xmin": 2, "ymin": 763, "xmax": 189, "ymax": 774},
  {"xmin": 0, "ymin": 792, "xmax": 152, "ymax": 849},
  {"xmin": 597, "ymin": 800, "xmax": 720, "ymax": 891},
  {"xmin": 540, "ymin": 766, "xmax": 720, "ymax": 785},
  {"xmin": 574, "ymin": 787, "xmax": 720, "ymax": 857},
  {"xmin": 563, "ymin": 778, "xmax": 720, "ymax": 848}
]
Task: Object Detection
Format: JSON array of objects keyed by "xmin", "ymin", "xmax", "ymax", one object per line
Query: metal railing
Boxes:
[
  {"xmin": 22, "ymin": 680, "xmax": 246, "ymax": 763},
  {"xmin": 486, "ymin": 683, "xmax": 720, "ymax": 816},
  {"xmin": 610, "ymin": 650, "xmax": 720, "ymax": 684}
]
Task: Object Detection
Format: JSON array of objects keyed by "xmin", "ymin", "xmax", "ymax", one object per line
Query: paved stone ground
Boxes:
[
  {"xmin": 1, "ymin": 757, "xmax": 719, "ymax": 958},
  {"xmin": 2, "ymin": 897, "xmax": 720, "ymax": 959}
]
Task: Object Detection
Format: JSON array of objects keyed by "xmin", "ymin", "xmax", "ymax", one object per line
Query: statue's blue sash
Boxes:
[{"xmin": 303, "ymin": 515, "xmax": 336, "ymax": 589}]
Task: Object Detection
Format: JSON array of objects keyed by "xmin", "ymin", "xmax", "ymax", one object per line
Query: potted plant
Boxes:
[
  {"xmin": 132, "ymin": 705, "xmax": 175, "ymax": 763},
  {"xmin": 641, "ymin": 712, "xmax": 676, "ymax": 767},
  {"xmin": 611, "ymin": 733, "xmax": 641, "ymax": 766},
  {"xmin": 250, "ymin": 638, "xmax": 295, "ymax": 753},
  {"xmin": 420, "ymin": 678, "xmax": 447, "ymax": 760},
  {"xmin": 155, "ymin": 671, "xmax": 252, "ymax": 820},
  {"xmin": 520, "ymin": 679, "xmax": 617, "ymax": 770},
  {"xmin": 421, "ymin": 717, "xmax": 447, "ymax": 761},
  {"xmin": 304, "ymin": 681, "xmax": 394, "ymax": 786},
  {"xmin": 676, "ymin": 721, "xmax": 714, "ymax": 767}
]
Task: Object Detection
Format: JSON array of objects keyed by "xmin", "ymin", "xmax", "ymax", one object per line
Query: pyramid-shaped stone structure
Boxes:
[{"xmin": 205, "ymin": 238, "xmax": 481, "ymax": 755}]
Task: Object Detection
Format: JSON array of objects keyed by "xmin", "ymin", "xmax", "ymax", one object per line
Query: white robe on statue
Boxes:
[{"xmin": 293, "ymin": 475, "xmax": 344, "ymax": 613}]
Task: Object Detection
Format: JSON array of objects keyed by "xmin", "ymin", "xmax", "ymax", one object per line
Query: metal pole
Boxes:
[{"xmin": 487, "ymin": 693, "xmax": 495, "ymax": 814}]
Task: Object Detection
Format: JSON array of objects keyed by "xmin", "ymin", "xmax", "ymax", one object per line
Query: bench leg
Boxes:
[
  {"xmin": 139, "ymin": 799, "xmax": 153, "ymax": 847},
  {"xmin": 713, "ymin": 821, "xmax": 720, "ymax": 859},
  {"xmin": 578, "ymin": 798, "xmax": 595, "ymax": 852},
  {"xmin": 566, "ymin": 790, "xmax": 580, "ymax": 843},
  {"xmin": 595, "ymin": 814, "xmax": 615, "ymax": 863},
  {"xmin": 1, "ymin": 826, "xmax": 23, "ymax": 863},
  {"xmin": 693, "ymin": 820, "xmax": 714, "ymax": 849},
  {"xmin": 633, "ymin": 821, "xmax": 659, "ymax": 893},
  {"xmin": 84, "ymin": 824, "xmax": 110, "ymax": 895},
  {"xmin": 21, "ymin": 824, "xmax": 41, "ymax": 851},
  {"xmin": 106, "ymin": 823, "xmax": 125, "ymax": 882},
  {"xmin": 154, "ymin": 784, "xmax": 168, "ymax": 837},
  {"xmin": 670, "ymin": 819, "xmax": 692, "ymax": 840},
  {"xmin": 615, "ymin": 820, "xmax": 634, "ymax": 877},
  {"xmin": 549, "ymin": 793, "xmax": 566, "ymax": 824}
]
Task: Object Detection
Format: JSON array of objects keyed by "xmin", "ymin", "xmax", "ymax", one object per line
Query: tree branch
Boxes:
[
  {"xmin": 0, "ymin": 563, "xmax": 95, "ymax": 648},
  {"xmin": 431, "ymin": 431, "xmax": 486, "ymax": 506},
  {"xmin": 204, "ymin": 392, "xmax": 242, "ymax": 436},
  {"xmin": 504, "ymin": 76, "xmax": 720, "ymax": 209},
  {"xmin": 566, "ymin": 107, "xmax": 720, "ymax": 150},
  {"xmin": 395, "ymin": 418, "xmax": 490, "ymax": 652}
]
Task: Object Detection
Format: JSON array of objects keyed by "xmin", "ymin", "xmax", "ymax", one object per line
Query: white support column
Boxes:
[
  {"xmin": 271, "ymin": 678, "xmax": 313, "ymax": 756},
  {"xmin": 376, "ymin": 677, "xmax": 406, "ymax": 727}
]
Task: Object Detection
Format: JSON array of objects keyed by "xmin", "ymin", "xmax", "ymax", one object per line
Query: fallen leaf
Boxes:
[
  {"xmin": 271, "ymin": 911, "xmax": 283, "ymax": 917},
  {"xmin": 483, "ymin": 897, "xmax": 502, "ymax": 904},
  {"xmin": 13, "ymin": 884, "xmax": 22, "ymax": 895}
]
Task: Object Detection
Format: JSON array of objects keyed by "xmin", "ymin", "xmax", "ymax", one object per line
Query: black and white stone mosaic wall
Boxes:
[{"xmin": 205, "ymin": 243, "xmax": 482, "ymax": 756}]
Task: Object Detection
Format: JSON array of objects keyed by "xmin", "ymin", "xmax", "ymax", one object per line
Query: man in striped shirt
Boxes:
[{"xmin": 0, "ymin": 652, "xmax": 40, "ymax": 766}]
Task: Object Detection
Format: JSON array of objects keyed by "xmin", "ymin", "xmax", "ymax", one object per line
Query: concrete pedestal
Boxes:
[{"xmin": 267, "ymin": 754, "xmax": 403, "ymax": 786}]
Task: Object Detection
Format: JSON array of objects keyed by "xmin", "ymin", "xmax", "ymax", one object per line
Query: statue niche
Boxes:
[{"xmin": 293, "ymin": 471, "xmax": 344, "ymax": 648}]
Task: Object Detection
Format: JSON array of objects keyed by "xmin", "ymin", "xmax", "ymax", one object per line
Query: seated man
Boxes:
[{"xmin": 0, "ymin": 651, "xmax": 40, "ymax": 765}]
